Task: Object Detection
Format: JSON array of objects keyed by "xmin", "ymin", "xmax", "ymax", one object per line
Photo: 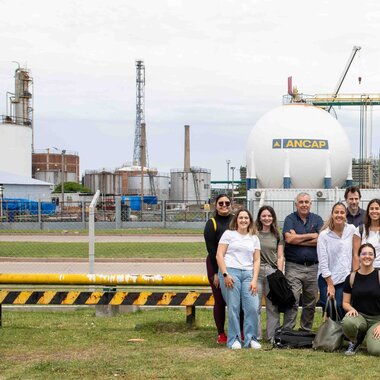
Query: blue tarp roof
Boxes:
[{"xmin": 2, "ymin": 198, "xmax": 56, "ymax": 215}]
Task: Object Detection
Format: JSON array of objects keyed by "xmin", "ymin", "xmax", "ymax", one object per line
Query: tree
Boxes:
[{"xmin": 52, "ymin": 182, "xmax": 92, "ymax": 194}]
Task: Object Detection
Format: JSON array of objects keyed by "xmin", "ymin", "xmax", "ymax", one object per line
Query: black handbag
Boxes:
[{"xmin": 312, "ymin": 299, "xmax": 344, "ymax": 352}]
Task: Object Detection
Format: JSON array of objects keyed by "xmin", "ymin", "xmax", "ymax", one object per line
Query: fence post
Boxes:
[
  {"xmin": 81, "ymin": 200, "xmax": 86, "ymax": 228},
  {"xmin": 38, "ymin": 199, "xmax": 42, "ymax": 230},
  {"xmin": 163, "ymin": 200, "xmax": 166, "ymax": 228},
  {"xmin": 89, "ymin": 190, "xmax": 100, "ymax": 274},
  {"xmin": 115, "ymin": 196, "xmax": 121, "ymax": 229},
  {"xmin": 186, "ymin": 306, "xmax": 196, "ymax": 326}
]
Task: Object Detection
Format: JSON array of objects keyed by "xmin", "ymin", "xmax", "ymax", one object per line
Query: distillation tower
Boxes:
[
  {"xmin": 133, "ymin": 60, "xmax": 146, "ymax": 166},
  {"xmin": 0, "ymin": 64, "xmax": 33, "ymax": 177}
]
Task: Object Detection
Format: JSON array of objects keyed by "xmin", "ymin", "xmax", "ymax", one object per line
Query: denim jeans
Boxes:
[
  {"xmin": 318, "ymin": 274, "xmax": 345, "ymax": 320},
  {"xmin": 219, "ymin": 267, "xmax": 259, "ymax": 348}
]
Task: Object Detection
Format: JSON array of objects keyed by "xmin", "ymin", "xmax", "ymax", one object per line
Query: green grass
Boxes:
[
  {"xmin": 0, "ymin": 242, "xmax": 204, "ymax": 258},
  {"xmin": 0, "ymin": 308, "xmax": 378, "ymax": 379},
  {"xmin": 0, "ymin": 228, "xmax": 203, "ymax": 235}
]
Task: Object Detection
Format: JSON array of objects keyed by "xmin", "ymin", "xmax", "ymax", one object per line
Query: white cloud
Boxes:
[{"xmin": 1, "ymin": 0, "xmax": 380, "ymax": 180}]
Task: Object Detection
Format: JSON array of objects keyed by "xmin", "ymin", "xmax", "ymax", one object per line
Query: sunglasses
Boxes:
[
  {"xmin": 218, "ymin": 201, "xmax": 231, "ymax": 207},
  {"xmin": 360, "ymin": 251, "xmax": 375, "ymax": 257}
]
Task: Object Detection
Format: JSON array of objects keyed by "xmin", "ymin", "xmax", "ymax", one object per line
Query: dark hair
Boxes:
[
  {"xmin": 322, "ymin": 202, "xmax": 347, "ymax": 231},
  {"xmin": 364, "ymin": 199, "xmax": 380, "ymax": 239},
  {"xmin": 214, "ymin": 194, "xmax": 232, "ymax": 216},
  {"xmin": 229, "ymin": 208, "xmax": 256, "ymax": 235},
  {"xmin": 344, "ymin": 186, "xmax": 361, "ymax": 200},
  {"xmin": 358, "ymin": 242, "xmax": 376, "ymax": 258},
  {"xmin": 255, "ymin": 205, "xmax": 280, "ymax": 240}
]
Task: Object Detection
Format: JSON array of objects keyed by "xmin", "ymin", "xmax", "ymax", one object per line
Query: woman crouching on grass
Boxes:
[
  {"xmin": 342, "ymin": 243, "xmax": 380, "ymax": 356},
  {"xmin": 216, "ymin": 209, "xmax": 261, "ymax": 350}
]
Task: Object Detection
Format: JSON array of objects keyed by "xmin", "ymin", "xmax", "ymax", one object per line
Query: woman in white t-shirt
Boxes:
[
  {"xmin": 353, "ymin": 199, "xmax": 380, "ymax": 270},
  {"xmin": 216, "ymin": 209, "xmax": 261, "ymax": 350}
]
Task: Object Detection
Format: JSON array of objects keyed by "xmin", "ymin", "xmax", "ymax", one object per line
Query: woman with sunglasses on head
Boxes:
[
  {"xmin": 204, "ymin": 194, "xmax": 233, "ymax": 344},
  {"xmin": 353, "ymin": 198, "xmax": 380, "ymax": 271},
  {"xmin": 216, "ymin": 209, "xmax": 261, "ymax": 350},
  {"xmin": 342, "ymin": 243, "xmax": 380, "ymax": 356},
  {"xmin": 317, "ymin": 202, "xmax": 356, "ymax": 320},
  {"xmin": 255, "ymin": 205, "xmax": 284, "ymax": 342}
]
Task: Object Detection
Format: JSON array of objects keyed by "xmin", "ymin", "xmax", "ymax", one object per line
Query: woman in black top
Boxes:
[
  {"xmin": 204, "ymin": 194, "xmax": 233, "ymax": 344},
  {"xmin": 342, "ymin": 243, "xmax": 380, "ymax": 356}
]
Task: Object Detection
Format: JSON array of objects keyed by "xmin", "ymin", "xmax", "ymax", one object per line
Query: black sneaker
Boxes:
[{"xmin": 344, "ymin": 341, "xmax": 359, "ymax": 356}]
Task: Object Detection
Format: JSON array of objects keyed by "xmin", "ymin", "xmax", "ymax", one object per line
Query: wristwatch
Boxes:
[{"xmin": 223, "ymin": 272, "xmax": 229, "ymax": 278}]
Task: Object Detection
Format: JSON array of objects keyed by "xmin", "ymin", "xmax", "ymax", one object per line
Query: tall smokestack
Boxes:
[{"xmin": 184, "ymin": 125, "xmax": 190, "ymax": 172}]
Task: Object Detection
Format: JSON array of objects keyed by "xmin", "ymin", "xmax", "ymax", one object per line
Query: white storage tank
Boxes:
[
  {"xmin": 83, "ymin": 170, "xmax": 121, "ymax": 194},
  {"xmin": 127, "ymin": 173, "xmax": 170, "ymax": 200},
  {"xmin": 170, "ymin": 168, "xmax": 211, "ymax": 202},
  {"xmin": 246, "ymin": 104, "xmax": 352, "ymax": 189},
  {"xmin": 0, "ymin": 122, "xmax": 32, "ymax": 177}
]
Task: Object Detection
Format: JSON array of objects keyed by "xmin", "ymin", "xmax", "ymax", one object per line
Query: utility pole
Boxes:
[
  {"xmin": 140, "ymin": 123, "xmax": 146, "ymax": 220},
  {"xmin": 0, "ymin": 184, "xmax": 3, "ymax": 221},
  {"xmin": 226, "ymin": 160, "xmax": 231, "ymax": 195},
  {"xmin": 231, "ymin": 166, "xmax": 235, "ymax": 203},
  {"xmin": 61, "ymin": 150, "xmax": 66, "ymax": 216}
]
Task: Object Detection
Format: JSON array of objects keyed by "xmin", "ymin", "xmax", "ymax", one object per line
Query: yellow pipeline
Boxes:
[{"xmin": 0, "ymin": 273, "xmax": 209, "ymax": 286}]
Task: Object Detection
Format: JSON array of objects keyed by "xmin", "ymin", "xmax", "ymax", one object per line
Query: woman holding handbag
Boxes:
[
  {"xmin": 342, "ymin": 243, "xmax": 380, "ymax": 356},
  {"xmin": 255, "ymin": 205, "xmax": 284, "ymax": 342},
  {"xmin": 317, "ymin": 202, "xmax": 355, "ymax": 319}
]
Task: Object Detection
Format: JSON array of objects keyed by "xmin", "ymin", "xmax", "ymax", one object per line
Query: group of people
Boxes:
[{"xmin": 203, "ymin": 186, "xmax": 380, "ymax": 355}]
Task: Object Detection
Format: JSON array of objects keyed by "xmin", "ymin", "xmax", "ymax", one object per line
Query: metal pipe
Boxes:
[{"xmin": 0, "ymin": 273, "xmax": 209, "ymax": 286}]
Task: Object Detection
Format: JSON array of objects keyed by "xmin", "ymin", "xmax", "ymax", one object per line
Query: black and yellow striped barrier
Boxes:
[
  {"xmin": 0, "ymin": 289, "xmax": 214, "ymax": 327},
  {"xmin": 0, "ymin": 290, "xmax": 214, "ymax": 306}
]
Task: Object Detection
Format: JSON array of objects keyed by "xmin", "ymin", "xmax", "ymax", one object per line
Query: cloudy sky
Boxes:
[{"xmin": 1, "ymin": 0, "xmax": 380, "ymax": 181}]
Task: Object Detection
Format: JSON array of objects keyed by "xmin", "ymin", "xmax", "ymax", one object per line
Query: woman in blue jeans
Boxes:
[
  {"xmin": 317, "ymin": 202, "xmax": 355, "ymax": 319},
  {"xmin": 216, "ymin": 209, "xmax": 261, "ymax": 350}
]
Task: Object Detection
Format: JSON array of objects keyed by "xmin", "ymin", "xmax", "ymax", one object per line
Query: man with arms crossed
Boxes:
[
  {"xmin": 344, "ymin": 186, "xmax": 365, "ymax": 227},
  {"xmin": 283, "ymin": 192, "xmax": 323, "ymax": 331}
]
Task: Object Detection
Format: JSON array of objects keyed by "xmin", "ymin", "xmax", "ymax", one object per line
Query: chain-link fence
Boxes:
[
  {"xmin": 0, "ymin": 197, "xmax": 211, "ymax": 275},
  {"xmin": 0, "ymin": 195, "xmax": 374, "ymax": 276}
]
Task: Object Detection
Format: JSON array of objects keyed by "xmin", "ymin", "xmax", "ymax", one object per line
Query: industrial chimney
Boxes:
[{"xmin": 184, "ymin": 125, "xmax": 190, "ymax": 172}]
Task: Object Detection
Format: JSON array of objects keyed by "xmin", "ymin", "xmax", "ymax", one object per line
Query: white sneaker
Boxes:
[
  {"xmin": 230, "ymin": 340, "xmax": 242, "ymax": 350},
  {"xmin": 250, "ymin": 339, "xmax": 262, "ymax": 350}
]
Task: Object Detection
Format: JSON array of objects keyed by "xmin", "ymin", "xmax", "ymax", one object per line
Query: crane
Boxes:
[{"xmin": 327, "ymin": 45, "xmax": 361, "ymax": 112}]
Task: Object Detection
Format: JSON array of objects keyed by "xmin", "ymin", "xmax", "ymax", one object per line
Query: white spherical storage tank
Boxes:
[
  {"xmin": 246, "ymin": 104, "xmax": 352, "ymax": 188},
  {"xmin": 0, "ymin": 123, "xmax": 32, "ymax": 177}
]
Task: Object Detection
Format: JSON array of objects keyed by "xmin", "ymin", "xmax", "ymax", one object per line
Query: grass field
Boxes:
[
  {"xmin": 0, "ymin": 307, "xmax": 377, "ymax": 380},
  {"xmin": 0, "ymin": 242, "xmax": 204, "ymax": 258}
]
